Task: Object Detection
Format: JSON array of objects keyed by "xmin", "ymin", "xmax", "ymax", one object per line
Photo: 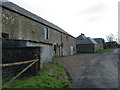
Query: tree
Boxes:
[{"xmin": 106, "ymin": 34, "xmax": 115, "ymax": 42}]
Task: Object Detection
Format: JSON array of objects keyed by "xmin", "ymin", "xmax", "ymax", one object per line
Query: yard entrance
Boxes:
[{"xmin": 54, "ymin": 49, "xmax": 118, "ymax": 88}]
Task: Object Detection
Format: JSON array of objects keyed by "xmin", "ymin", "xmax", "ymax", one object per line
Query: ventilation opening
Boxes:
[
  {"xmin": 2, "ymin": 33, "xmax": 9, "ymax": 39},
  {"xmin": 54, "ymin": 45, "xmax": 56, "ymax": 54}
]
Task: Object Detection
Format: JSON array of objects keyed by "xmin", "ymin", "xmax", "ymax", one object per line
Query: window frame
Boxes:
[
  {"xmin": 44, "ymin": 27, "xmax": 49, "ymax": 40},
  {"xmin": 66, "ymin": 36, "xmax": 68, "ymax": 41}
]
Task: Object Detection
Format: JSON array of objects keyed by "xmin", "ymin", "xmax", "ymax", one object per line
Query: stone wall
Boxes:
[{"xmin": 2, "ymin": 8, "xmax": 76, "ymax": 57}]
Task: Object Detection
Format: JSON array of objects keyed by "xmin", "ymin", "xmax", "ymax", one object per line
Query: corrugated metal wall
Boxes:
[
  {"xmin": 2, "ymin": 39, "xmax": 53, "ymax": 65},
  {"xmin": 26, "ymin": 41, "xmax": 52, "ymax": 64},
  {"xmin": 77, "ymin": 44, "xmax": 95, "ymax": 53}
]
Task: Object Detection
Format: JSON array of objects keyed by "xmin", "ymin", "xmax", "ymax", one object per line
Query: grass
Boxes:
[
  {"xmin": 4, "ymin": 62, "xmax": 72, "ymax": 88},
  {"xmin": 96, "ymin": 48, "xmax": 116, "ymax": 53}
]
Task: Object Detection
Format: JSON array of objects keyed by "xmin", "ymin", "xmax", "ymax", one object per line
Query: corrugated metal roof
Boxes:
[
  {"xmin": 94, "ymin": 38, "xmax": 103, "ymax": 44},
  {"xmin": 2, "ymin": 1, "xmax": 75, "ymax": 38},
  {"xmin": 77, "ymin": 37, "xmax": 98, "ymax": 45},
  {"xmin": 77, "ymin": 35, "xmax": 86, "ymax": 40},
  {"xmin": 76, "ymin": 34, "xmax": 86, "ymax": 44}
]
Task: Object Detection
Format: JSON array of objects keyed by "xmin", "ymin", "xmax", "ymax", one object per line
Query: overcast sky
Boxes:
[{"xmin": 8, "ymin": 0, "xmax": 119, "ymax": 41}]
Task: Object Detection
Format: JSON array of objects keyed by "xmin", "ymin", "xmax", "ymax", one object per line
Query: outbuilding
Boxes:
[
  {"xmin": 76, "ymin": 37, "xmax": 98, "ymax": 53},
  {"xmin": 94, "ymin": 38, "xmax": 104, "ymax": 50},
  {"xmin": 1, "ymin": 1, "xmax": 76, "ymax": 65}
]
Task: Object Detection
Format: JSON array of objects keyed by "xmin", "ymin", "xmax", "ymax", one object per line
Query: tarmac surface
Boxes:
[{"xmin": 54, "ymin": 49, "xmax": 119, "ymax": 88}]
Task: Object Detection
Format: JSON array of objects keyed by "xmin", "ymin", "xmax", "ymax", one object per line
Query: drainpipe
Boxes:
[{"xmin": 61, "ymin": 33, "xmax": 63, "ymax": 57}]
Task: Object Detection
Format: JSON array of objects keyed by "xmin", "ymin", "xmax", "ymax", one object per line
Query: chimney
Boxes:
[{"xmin": 81, "ymin": 33, "xmax": 84, "ymax": 36}]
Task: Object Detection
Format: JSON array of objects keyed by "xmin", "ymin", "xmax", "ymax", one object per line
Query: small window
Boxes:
[
  {"xmin": 2, "ymin": 33, "xmax": 9, "ymax": 39},
  {"xmin": 61, "ymin": 43, "xmax": 63, "ymax": 47},
  {"xmin": 66, "ymin": 36, "xmax": 68, "ymax": 41},
  {"xmin": 54, "ymin": 45, "xmax": 57, "ymax": 54},
  {"xmin": 44, "ymin": 27, "xmax": 49, "ymax": 40}
]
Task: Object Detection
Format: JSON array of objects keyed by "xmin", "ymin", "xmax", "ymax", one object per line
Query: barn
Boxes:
[
  {"xmin": 94, "ymin": 38, "xmax": 104, "ymax": 50},
  {"xmin": 76, "ymin": 37, "xmax": 98, "ymax": 53},
  {"xmin": 1, "ymin": 1, "xmax": 76, "ymax": 65}
]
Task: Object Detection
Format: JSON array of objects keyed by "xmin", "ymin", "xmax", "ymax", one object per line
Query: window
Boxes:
[
  {"xmin": 66, "ymin": 36, "xmax": 68, "ymax": 41},
  {"xmin": 2, "ymin": 33, "xmax": 9, "ymax": 39},
  {"xmin": 44, "ymin": 27, "xmax": 49, "ymax": 40},
  {"xmin": 61, "ymin": 43, "xmax": 63, "ymax": 47},
  {"xmin": 54, "ymin": 45, "xmax": 56, "ymax": 54}
]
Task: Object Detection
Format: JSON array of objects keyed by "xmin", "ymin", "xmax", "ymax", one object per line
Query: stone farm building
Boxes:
[
  {"xmin": 1, "ymin": 1, "xmax": 76, "ymax": 64},
  {"xmin": 94, "ymin": 38, "xmax": 104, "ymax": 50}
]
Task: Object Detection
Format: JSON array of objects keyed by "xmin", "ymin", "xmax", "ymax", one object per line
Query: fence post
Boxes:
[
  {"xmin": 36, "ymin": 55, "xmax": 40, "ymax": 75},
  {"xmin": 36, "ymin": 58, "xmax": 39, "ymax": 75}
]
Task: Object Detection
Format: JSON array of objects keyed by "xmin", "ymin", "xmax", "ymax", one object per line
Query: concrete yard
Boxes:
[{"xmin": 54, "ymin": 49, "xmax": 119, "ymax": 88}]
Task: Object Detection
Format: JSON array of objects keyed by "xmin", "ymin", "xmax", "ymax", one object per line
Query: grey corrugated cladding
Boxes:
[
  {"xmin": 77, "ymin": 37, "xmax": 98, "ymax": 45},
  {"xmin": 1, "ymin": 1, "xmax": 75, "ymax": 38}
]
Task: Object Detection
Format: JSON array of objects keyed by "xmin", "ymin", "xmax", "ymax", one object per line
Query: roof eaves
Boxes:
[{"xmin": 2, "ymin": 1, "xmax": 75, "ymax": 38}]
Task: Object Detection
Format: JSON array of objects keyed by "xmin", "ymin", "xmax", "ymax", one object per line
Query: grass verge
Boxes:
[
  {"xmin": 5, "ymin": 61, "xmax": 72, "ymax": 88},
  {"xmin": 96, "ymin": 48, "xmax": 116, "ymax": 53}
]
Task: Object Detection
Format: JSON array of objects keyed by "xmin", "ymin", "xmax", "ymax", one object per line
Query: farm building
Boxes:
[
  {"xmin": 76, "ymin": 33, "xmax": 86, "ymax": 44},
  {"xmin": 94, "ymin": 38, "xmax": 104, "ymax": 50},
  {"xmin": 104, "ymin": 41, "xmax": 118, "ymax": 49},
  {"xmin": 76, "ymin": 37, "xmax": 98, "ymax": 53},
  {"xmin": 1, "ymin": 1, "xmax": 76, "ymax": 64}
]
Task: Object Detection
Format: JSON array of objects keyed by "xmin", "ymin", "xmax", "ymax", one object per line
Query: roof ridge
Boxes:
[{"xmin": 2, "ymin": 1, "xmax": 74, "ymax": 38}]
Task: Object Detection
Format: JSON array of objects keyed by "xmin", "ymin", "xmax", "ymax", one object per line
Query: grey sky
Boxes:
[
  {"xmin": 82, "ymin": 4, "xmax": 105, "ymax": 14},
  {"xmin": 8, "ymin": 0, "xmax": 119, "ymax": 41}
]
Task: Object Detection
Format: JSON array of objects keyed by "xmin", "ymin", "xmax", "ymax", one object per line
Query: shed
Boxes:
[
  {"xmin": 76, "ymin": 37, "xmax": 98, "ymax": 53},
  {"xmin": 94, "ymin": 38, "xmax": 104, "ymax": 50}
]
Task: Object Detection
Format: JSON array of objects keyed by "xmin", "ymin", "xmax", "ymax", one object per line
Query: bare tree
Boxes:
[{"xmin": 106, "ymin": 34, "xmax": 115, "ymax": 42}]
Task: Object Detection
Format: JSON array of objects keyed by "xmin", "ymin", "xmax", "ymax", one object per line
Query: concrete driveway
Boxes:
[{"xmin": 54, "ymin": 49, "xmax": 119, "ymax": 88}]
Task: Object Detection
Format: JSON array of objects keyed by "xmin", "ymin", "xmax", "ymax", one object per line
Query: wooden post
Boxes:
[{"xmin": 35, "ymin": 55, "xmax": 40, "ymax": 75}]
